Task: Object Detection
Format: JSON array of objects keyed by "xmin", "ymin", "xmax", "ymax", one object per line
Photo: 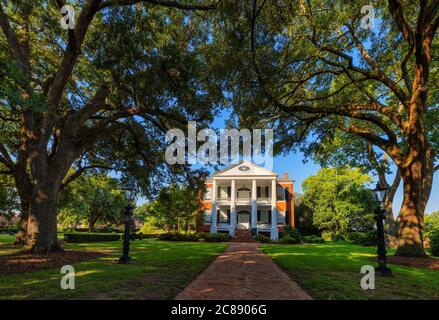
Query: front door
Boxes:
[{"xmin": 237, "ymin": 211, "xmax": 250, "ymax": 229}]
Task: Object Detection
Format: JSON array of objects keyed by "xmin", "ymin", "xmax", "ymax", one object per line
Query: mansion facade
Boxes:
[{"xmin": 199, "ymin": 160, "xmax": 295, "ymax": 240}]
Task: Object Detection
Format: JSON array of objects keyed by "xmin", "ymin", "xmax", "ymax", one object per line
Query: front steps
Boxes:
[{"xmin": 231, "ymin": 229, "xmax": 256, "ymax": 243}]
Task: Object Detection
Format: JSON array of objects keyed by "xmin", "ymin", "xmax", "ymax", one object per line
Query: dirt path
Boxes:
[{"xmin": 175, "ymin": 242, "xmax": 312, "ymax": 300}]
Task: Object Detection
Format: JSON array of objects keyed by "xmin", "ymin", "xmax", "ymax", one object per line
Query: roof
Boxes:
[{"xmin": 204, "ymin": 160, "xmax": 293, "ymax": 183}]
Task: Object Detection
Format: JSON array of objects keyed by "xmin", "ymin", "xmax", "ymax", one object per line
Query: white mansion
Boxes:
[{"xmin": 199, "ymin": 160, "xmax": 295, "ymax": 240}]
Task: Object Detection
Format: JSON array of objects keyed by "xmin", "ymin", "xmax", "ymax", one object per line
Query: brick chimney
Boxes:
[{"xmin": 284, "ymin": 172, "xmax": 289, "ymax": 180}]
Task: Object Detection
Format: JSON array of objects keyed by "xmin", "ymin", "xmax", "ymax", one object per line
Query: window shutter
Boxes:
[
  {"xmin": 217, "ymin": 209, "xmax": 220, "ymax": 223},
  {"xmin": 268, "ymin": 210, "xmax": 272, "ymax": 223},
  {"xmin": 227, "ymin": 187, "xmax": 231, "ymax": 198},
  {"xmin": 257, "ymin": 186, "xmax": 261, "ymax": 197},
  {"xmin": 257, "ymin": 210, "xmax": 261, "ymax": 222},
  {"xmin": 227, "ymin": 209, "xmax": 230, "ymax": 223},
  {"xmin": 217, "ymin": 186, "xmax": 221, "ymax": 198}
]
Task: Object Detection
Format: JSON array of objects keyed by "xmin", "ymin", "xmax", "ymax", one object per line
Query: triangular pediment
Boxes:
[{"xmin": 212, "ymin": 160, "xmax": 277, "ymax": 177}]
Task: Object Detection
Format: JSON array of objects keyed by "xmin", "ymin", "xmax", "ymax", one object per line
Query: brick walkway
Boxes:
[{"xmin": 175, "ymin": 243, "xmax": 312, "ymax": 300}]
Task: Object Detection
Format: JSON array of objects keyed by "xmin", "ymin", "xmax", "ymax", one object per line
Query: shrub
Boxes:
[
  {"xmin": 130, "ymin": 232, "xmax": 159, "ymax": 240},
  {"xmin": 64, "ymin": 232, "xmax": 121, "ymax": 243},
  {"xmin": 198, "ymin": 232, "xmax": 230, "ymax": 242},
  {"xmin": 279, "ymin": 234, "xmax": 301, "ymax": 244},
  {"xmin": 322, "ymin": 231, "xmax": 345, "ymax": 242},
  {"xmin": 140, "ymin": 222, "xmax": 163, "ymax": 235},
  {"xmin": 302, "ymin": 235, "xmax": 325, "ymax": 244},
  {"xmin": 321, "ymin": 231, "xmax": 334, "ymax": 241},
  {"xmin": 158, "ymin": 232, "xmax": 198, "ymax": 242},
  {"xmin": 129, "ymin": 232, "xmax": 141, "ymax": 240},
  {"xmin": 430, "ymin": 231, "xmax": 439, "ymax": 257},
  {"xmin": 283, "ymin": 226, "xmax": 301, "ymax": 242},
  {"xmin": 255, "ymin": 234, "xmax": 271, "ymax": 243},
  {"xmin": 283, "ymin": 225, "xmax": 301, "ymax": 242},
  {"xmin": 347, "ymin": 231, "xmax": 377, "ymax": 246}
]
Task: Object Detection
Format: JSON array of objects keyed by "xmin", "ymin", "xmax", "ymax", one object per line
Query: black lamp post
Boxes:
[
  {"xmin": 371, "ymin": 182, "xmax": 393, "ymax": 276},
  {"xmin": 119, "ymin": 185, "xmax": 136, "ymax": 264}
]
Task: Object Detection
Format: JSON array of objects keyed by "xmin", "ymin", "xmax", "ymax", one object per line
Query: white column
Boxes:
[
  {"xmin": 210, "ymin": 179, "xmax": 217, "ymax": 233},
  {"xmin": 251, "ymin": 179, "xmax": 257, "ymax": 234},
  {"xmin": 271, "ymin": 179, "xmax": 278, "ymax": 240},
  {"xmin": 229, "ymin": 179, "xmax": 236, "ymax": 236}
]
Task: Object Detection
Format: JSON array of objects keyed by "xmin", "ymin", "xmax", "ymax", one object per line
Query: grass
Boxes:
[
  {"xmin": 261, "ymin": 241, "xmax": 439, "ymax": 300},
  {"xmin": 0, "ymin": 234, "xmax": 228, "ymax": 300}
]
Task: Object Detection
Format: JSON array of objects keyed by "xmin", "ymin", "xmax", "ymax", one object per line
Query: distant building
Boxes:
[{"xmin": 0, "ymin": 214, "xmax": 20, "ymax": 227}]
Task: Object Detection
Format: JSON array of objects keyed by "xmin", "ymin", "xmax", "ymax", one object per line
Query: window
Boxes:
[
  {"xmin": 227, "ymin": 186, "xmax": 231, "ymax": 198},
  {"xmin": 258, "ymin": 210, "xmax": 270, "ymax": 224},
  {"xmin": 204, "ymin": 210, "xmax": 211, "ymax": 224},
  {"xmin": 277, "ymin": 211, "xmax": 285, "ymax": 224},
  {"xmin": 237, "ymin": 187, "xmax": 250, "ymax": 199},
  {"xmin": 276, "ymin": 186, "xmax": 285, "ymax": 200},
  {"xmin": 257, "ymin": 186, "xmax": 261, "ymax": 198},
  {"xmin": 218, "ymin": 209, "xmax": 229, "ymax": 223},
  {"xmin": 265, "ymin": 186, "xmax": 269, "ymax": 197},
  {"xmin": 204, "ymin": 189, "xmax": 212, "ymax": 200}
]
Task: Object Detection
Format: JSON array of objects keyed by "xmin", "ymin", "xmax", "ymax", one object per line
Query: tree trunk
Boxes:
[
  {"xmin": 395, "ymin": 151, "xmax": 433, "ymax": 257},
  {"xmin": 14, "ymin": 196, "xmax": 30, "ymax": 245},
  {"xmin": 383, "ymin": 170, "xmax": 401, "ymax": 247},
  {"xmin": 13, "ymin": 172, "xmax": 32, "ymax": 245},
  {"xmin": 89, "ymin": 215, "xmax": 97, "ymax": 232},
  {"xmin": 26, "ymin": 175, "xmax": 63, "ymax": 253}
]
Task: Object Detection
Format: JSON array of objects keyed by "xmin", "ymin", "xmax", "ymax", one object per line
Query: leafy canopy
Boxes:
[
  {"xmin": 58, "ymin": 173, "xmax": 126, "ymax": 230},
  {"xmin": 135, "ymin": 183, "xmax": 201, "ymax": 232},
  {"xmin": 302, "ymin": 167, "xmax": 376, "ymax": 236}
]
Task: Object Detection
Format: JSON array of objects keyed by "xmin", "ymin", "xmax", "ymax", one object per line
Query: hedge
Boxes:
[
  {"xmin": 0, "ymin": 227, "xmax": 18, "ymax": 234},
  {"xmin": 347, "ymin": 231, "xmax": 377, "ymax": 246},
  {"xmin": 198, "ymin": 232, "xmax": 230, "ymax": 242},
  {"xmin": 158, "ymin": 232, "xmax": 198, "ymax": 242},
  {"xmin": 63, "ymin": 232, "xmax": 121, "ymax": 243},
  {"xmin": 158, "ymin": 232, "xmax": 231, "ymax": 242}
]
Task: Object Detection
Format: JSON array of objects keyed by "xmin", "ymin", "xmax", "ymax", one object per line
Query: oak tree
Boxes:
[
  {"xmin": 0, "ymin": 0, "xmax": 222, "ymax": 252},
  {"xmin": 225, "ymin": 0, "xmax": 438, "ymax": 256}
]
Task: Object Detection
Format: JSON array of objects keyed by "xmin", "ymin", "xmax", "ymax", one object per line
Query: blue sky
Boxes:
[{"xmin": 197, "ymin": 111, "xmax": 439, "ymax": 216}]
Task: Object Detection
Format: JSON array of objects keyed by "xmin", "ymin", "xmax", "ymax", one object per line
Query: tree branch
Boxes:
[
  {"xmin": 388, "ymin": 0, "xmax": 415, "ymax": 48},
  {"xmin": 47, "ymin": 0, "xmax": 103, "ymax": 107},
  {"xmin": 367, "ymin": 142, "xmax": 388, "ymax": 186},
  {"xmin": 99, "ymin": 0, "xmax": 220, "ymax": 10},
  {"xmin": 339, "ymin": 124, "xmax": 403, "ymax": 165},
  {"xmin": 0, "ymin": 144, "xmax": 14, "ymax": 170},
  {"xmin": 64, "ymin": 83, "xmax": 111, "ymax": 132},
  {"xmin": 0, "ymin": 3, "xmax": 31, "ymax": 76},
  {"xmin": 274, "ymin": 99, "xmax": 399, "ymax": 143},
  {"xmin": 61, "ymin": 164, "xmax": 114, "ymax": 189}
]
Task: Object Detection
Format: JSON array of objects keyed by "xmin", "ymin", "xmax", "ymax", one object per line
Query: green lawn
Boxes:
[
  {"xmin": 261, "ymin": 242, "xmax": 439, "ymax": 300},
  {"xmin": 0, "ymin": 234, "xmax": 228, "ymax": 299}
]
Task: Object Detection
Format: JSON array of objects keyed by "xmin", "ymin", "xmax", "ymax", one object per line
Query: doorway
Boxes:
[{"xmin": 237, "ymin": 210, "xmax": 250, "ymax": 229}]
